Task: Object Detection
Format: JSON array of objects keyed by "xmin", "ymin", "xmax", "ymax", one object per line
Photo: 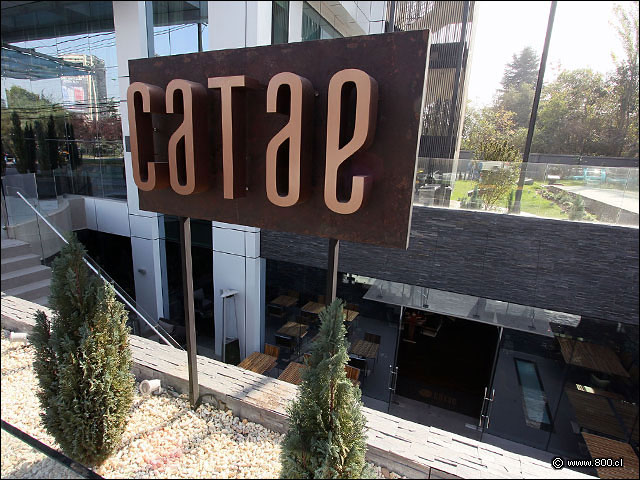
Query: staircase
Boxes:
[{"xmin": 1, "ymin": 239, "xmax": 51, "ymax": 306}]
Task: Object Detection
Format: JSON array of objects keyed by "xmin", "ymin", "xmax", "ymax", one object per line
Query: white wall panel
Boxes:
[
  {"xmin": 213, "ymin": 251, "xmax": 247, "ymax": 358},
  {"xmin": 84, "ymin": 197, "xmax": 97, "ymax": 230},
  {"xmin": 210, "ymin": 1, "xmax": 248, "ymax": 50},
  {"xmin": 288, "ymin": 1, "xmax": 304, "ymax": 42},
  {"xmin": 244, "ymin": 257, "xmax": 265, "ymax": 357},
  {"xmin": 94, "ymin": 198, "xmax": 130, "ymax": 237},
  {"xmin": 370, "ymin": 1, "xmax": 387, "ymax": 22},
  {"xmin": 245, "ymin": 231, "xmax": 260, "ymax": 259},
  {"xmin": 131, "ymin": 236, "xmax": 164, "ymax": 323},
  {"xmin": 213, "ymin": 227, "xmax": 246, "ymax": 256},
  {"xmin": 129, "ymin": 213, "xmax": 159, "ymax": 240}
]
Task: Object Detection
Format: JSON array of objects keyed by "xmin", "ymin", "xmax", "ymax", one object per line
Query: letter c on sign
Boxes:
[
  {"xmin": 324, "ymin": 69, "xmax": 378, "ymax": 214},
  {"xmin": 127, "ymin": 82, "xmax": 169, "ymax": 191}
]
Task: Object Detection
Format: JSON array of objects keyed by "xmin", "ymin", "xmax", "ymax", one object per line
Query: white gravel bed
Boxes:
[{"xmin": 1, "ymin": 330, "xmax": 403, "ymax": 479}]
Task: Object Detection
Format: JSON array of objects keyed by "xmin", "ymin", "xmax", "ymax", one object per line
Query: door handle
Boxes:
[{"xmin": 388, "ymin": 365, "xmax": 398, "ymax": 391}]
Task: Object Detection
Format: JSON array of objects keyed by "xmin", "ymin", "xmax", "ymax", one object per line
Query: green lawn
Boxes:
[{"xmin": 450, "ymin": 179, "xmax": 568, "ymax": 219}]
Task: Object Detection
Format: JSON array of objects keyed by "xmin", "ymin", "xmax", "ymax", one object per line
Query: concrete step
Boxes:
[
  {"xmin": 3, "ymin": 279, "xmax": 51, "ymax": 301},
  {"xmin": 1, "ymin": 265, "xmax": 52, "ymax": 291},
  {"xmin": 1, "ymin": 253, "xmax": 42, "ymax": 275},
  {"xmin": 1, "ymin": 239, "xmax": 33, "ymax": 259}
]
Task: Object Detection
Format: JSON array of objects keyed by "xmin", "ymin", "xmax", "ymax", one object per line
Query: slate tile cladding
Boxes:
[{"xmin": 261, "ymin": 206, "xmax": 639, "ymax": 325}]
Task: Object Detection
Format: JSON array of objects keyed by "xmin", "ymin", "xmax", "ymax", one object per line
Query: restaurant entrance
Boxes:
[{"xmin": 387, "ymin": 308, "xmax": 501, "ymax": 432}]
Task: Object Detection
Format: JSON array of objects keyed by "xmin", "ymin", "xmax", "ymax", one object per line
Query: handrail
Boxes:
[
  {"xmin": 8, "ymin": 189, "xmax": 183, "ymax": 350},
  {"xmin": 1, "ymin": 419, "xmax": 104, "ymax": 479}
]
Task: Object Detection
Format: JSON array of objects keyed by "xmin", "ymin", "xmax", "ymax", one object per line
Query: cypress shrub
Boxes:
[
  {"xmin": 30, "ymin": 235, "xmax": 134, "ymax": 466},
  {"xmin": 280, "ymin": 299, "xmax": 375, "ymax": 479}
]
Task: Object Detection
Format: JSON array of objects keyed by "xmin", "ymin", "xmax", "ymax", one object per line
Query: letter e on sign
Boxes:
[{"xmin": 324, "ymin": 69, "xmax": 378, "ymax": 215}]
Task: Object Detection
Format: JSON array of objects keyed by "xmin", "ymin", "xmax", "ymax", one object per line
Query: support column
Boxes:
[
  {"xmin": 207, "ymin": 2, "xmax": 268, "ymax": 361},
  {"xmin": 212, "ymin": 224, "xmax": 265, "ymax": 360},
  {"xmin": 113, "ymin": 1, "xmax": 165, "ymax": 325},
  {"xmin": 288, "ymin": 1, "xmax": 303, "ymax": 42},
  {"xmin": 326, "ymin": 238, "xmax": 339, "ymax": 305},
  {"xmin": 180, "ymin": 217, "xmax": 199, "ymax": 407}
]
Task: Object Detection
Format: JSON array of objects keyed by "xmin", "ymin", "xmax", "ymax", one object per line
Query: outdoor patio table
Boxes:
[
  {"xmin": 557, "ymin": 337, "xmax": 629, "ymax": 377},
  {"xmin": 278, "ymin": 362, "xmax": 308, "ymax": 385},
  {"xmin": 277, "ymin": 321, "xmax": 309, "ymax": 338},
  {"xmin": 582, "ymin": 432, "xmax": 639, "ymax": 479},
  {"xmin": 349, "ymin": 339, "xmax": 379, "ymax": 359},
  {"xmin": 564, "ymin": 387, "xmax": 637, "ymax": 442},
  {"xmin": 343, "ymin": 309, "xmax": 359, "ymax": 323},
  {"xmin": 269, "ymin": 295, "xmax": 298, "ymax": 308},
  {"xmin": 301, "ymin": 301, "xmax": 325, "ymax": 315},
  {"xmin": 237, "ymin": 352, "xmax": 277, "ymax": 375},
  {"xmin": 301, "ymin": 301, "xmax": 358, "ymax": 324}
]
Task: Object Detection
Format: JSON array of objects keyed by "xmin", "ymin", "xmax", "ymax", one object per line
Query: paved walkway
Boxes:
[
  {"xmin": 554, "ymin": 185, "xmax": 639, "ymax": 214},
  {"xmin": 1, "ymin": 294, "xmax": 595, "ymax": 479}
]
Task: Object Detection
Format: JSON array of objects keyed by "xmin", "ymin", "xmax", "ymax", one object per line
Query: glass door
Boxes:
[
  {"xmin": 337, "ymin": 275, "xmax": 402, "ymax": 413},
  {"xmin": 387, "ymin": 306, "xmax": 404, "ymax": 413}
]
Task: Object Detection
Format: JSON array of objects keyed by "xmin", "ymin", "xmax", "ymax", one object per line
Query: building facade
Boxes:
[{"xmin": 2, "ymin": 0, "xmax": 638, "ymax": 467}]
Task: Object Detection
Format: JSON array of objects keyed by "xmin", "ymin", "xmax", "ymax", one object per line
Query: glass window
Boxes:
[
  {"xmin": 301, "ymin": 2, "xmax": 342, "ymax": 41},
  {"xmin": 1, "ymin": 1, "xmax": 125, "ymax": 200},
  {"xmin": 272, "ymin": 1, "xmax": 290, "ymax": 45},
  {"xmin": 160, "ymin": 216, "xmax": 214, "ymax": 355},
  {"xmin": 152, "ymin": 1, "xmax": 208, "ymax": 56}
]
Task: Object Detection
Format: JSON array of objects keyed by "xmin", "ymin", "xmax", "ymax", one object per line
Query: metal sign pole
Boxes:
[
  {"xmin": 179, "ymin": 216, "xmax": 199, "ymax": 407},
  {"xmin": 326, "ymin": 238, "xmax": 339, "ymax": 305}
]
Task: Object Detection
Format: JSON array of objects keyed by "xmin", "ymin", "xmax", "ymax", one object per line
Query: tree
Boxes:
[
  {"xmin": 532, "ymin": 69, "xmax": 614, "ymax": 156},
  {"xmin": 11, "ymin": 112, "xmax": 27, "ymax": 173},
  {"xmin": 30, "ymin": 235, "xmax": 134, "ymax": 466},
  {"xmin": 477, "ymin": 140, "xmax": 521, "ymax": 210},
  {"xmin": 64, "ymin": 122, "xmax": 82, "ymax": 170},
  {"xmin": 280, "ymin": 299, "xmax": 373, "ymax": 479},
  {"xmin": 501, "ymin": 46, "xmax": 540, "ymax": 91},
  {"xmin": 461, "ymin": 105, "xmax": 526, "ymax": 154},
  {"xmin": 609, "ymin": 1, "xmax": 639, "ymax": 157},
  {"xmin": 46, "ymin": 115, "xmax": 59, "ymax": 170},
  {"xmin": 23, "ymin": 122, "xmax": 37, "ymax": 173},
  {"xmin": 498, "ymin": 83, "xmax": 535, "ymax": 128},
  {"xmin": 1, "ymin": 137, "xmax": 6, "ymax": 176},
  {"xmin": 34, "ymin": 120, "xmax": 49, "ymax": 171},
  {"xmin": 568, "ymin": 195, "xmax": 586, "ymax": 220}
]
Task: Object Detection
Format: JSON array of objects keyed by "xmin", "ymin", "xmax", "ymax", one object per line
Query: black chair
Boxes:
[
  {"xmin": 364, "ymin": 332, "xmax": 381, "ymax": 345},
  {"xmin": 348, "ymin": 355, "xmax": 368, "ymax": 380},
  {"xmin": 268, "ymin": 304, "xmax": 286, "ymax": 318},
  {"xmin": 275, "ymin": 334, "xmax": 295, "ymax": 359}
]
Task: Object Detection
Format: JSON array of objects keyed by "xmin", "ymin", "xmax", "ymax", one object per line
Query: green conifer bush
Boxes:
[
  {"xmin": 30, "ymin": 235, "xmax": 134, "ymax": 466},
  {"xmin": 280, "ymin": 299, "xmax": 375, "ymax": 479}
]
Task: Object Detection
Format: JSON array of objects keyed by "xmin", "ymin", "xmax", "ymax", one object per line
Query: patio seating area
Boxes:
[{"xmin": 255, "ymin": 292, "xmax": 383, "ymax": 390}]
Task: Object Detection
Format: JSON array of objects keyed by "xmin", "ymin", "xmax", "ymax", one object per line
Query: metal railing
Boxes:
[
  {"xmin": 1, "ymin": 419, "xmax": 103, "ymax": 479},
  {"xmin": 2, "ymin": 186, "xmax": 183, "ymax": 350}
]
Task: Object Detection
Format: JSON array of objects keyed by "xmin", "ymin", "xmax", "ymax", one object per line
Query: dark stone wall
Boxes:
[{"xmin": 261, "ymin": 206, "xmax": 639, "ymax": 325}]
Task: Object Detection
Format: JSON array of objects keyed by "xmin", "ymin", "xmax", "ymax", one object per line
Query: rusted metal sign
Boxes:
[{"xmin": 128, "ymin": 30, "xmax": 430, "ymax": 249}]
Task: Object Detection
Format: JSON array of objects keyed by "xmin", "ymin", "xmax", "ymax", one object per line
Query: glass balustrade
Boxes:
[{"xmin": 413, "ymin": 156, "xmax": 639, "ymax": 227}]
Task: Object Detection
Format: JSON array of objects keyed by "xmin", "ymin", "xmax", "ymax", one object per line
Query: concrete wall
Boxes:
[{"xmin": 261, "ymin": 206, "xmax": 639, "ymax": 325}]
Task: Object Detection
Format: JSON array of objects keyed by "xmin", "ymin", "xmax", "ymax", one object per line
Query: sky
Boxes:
[{"xmin": 466, "ymin": 1, "xmax": 633, "ymax": 107}]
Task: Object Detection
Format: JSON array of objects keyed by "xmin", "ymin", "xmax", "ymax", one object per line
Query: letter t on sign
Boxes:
[{"xmin": 208, "ymin": 76, "xmax": 261, "ymax": 199}]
